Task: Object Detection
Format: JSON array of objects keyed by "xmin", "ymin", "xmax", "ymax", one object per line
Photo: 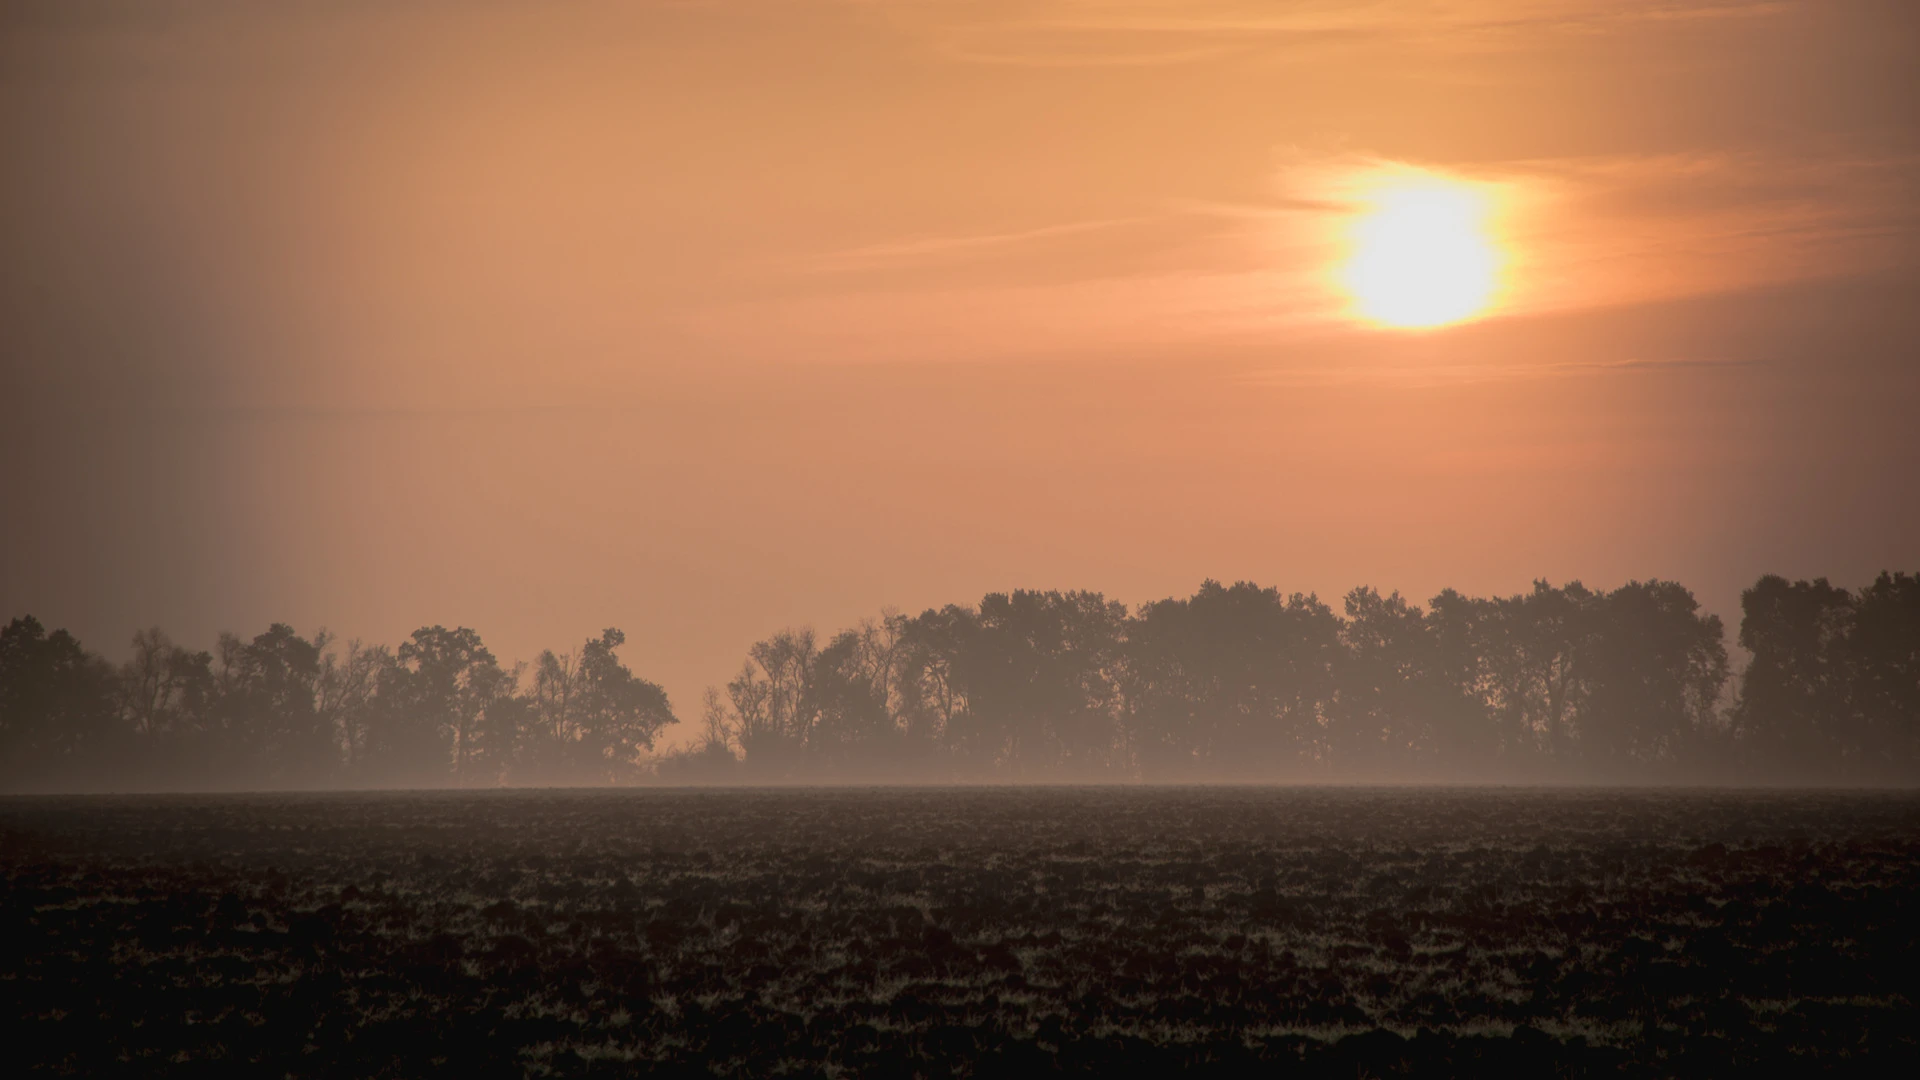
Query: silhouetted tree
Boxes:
[
  {"xmin": 1122, "ymin": 582, "xmax": 1340, "ymax": 780},
  {"xmin": 215, "ymin": 625, "xmax": 329, "ymax": 784},
  {"xmin": 810, "ymin": 616, "xmax": 913, "ymax": 774},
  {"xmin": 524, "ymin": 629, "xmax": 676, "ymax": 782},
  {"xmin": 0, "ymin": 616, "xmax": 118, "ymax": 788},
  {"xmin": 1850, "ymin": 572, "xmax": 1920, "ymax": 775},
  {"xmin": 1733, "ymin": 576, "xmax": 1855, "ymax": 777},
  {"xmin": 1576, "ymin": 581, "xmax": 1728, "ymax": 770},
  {"xmin": 1334, "ymin": 587, "xmax": 1442, "ymax": 774},
  {"xmin": 527, "ymin": 647, "xmax": 582, "ymax": 777},
  {"xmin": 570, "ymin": 629, "xmax": 676, "ymax": 781},
  {"xmin": 317, "ymin": 638, "xmax": 390, "ymax": 773},
  {"xmin": 963, "ymin": 591, "xmax": 1128, "ymax": 778},
  {"xmin": 720, "ymin": 628, "xmax": 819, "ymax": 772},
  {"xmin": 1423, "ymin": 588, "xmax": 1502, "ymax": 767},
  {"xmin": 699, "ymin": 687, "xmax": 737, "ymax": 758},
  {"xmin": 117, "ymin": 627, "xmax": 216, "ymax": 785},
  {"xmin": 1473, "ymin": 581, "xmax": 1595, "ymax": 766},
  {"xmin": 372, "ymin": 626, "xmax": 504, "ymax": 783},
  {"xmin": 894, "ymin": 604, "xmax": 977, "ymax": 760},
  {"xmin": 120, "ymin": 628, "xmax": 214, "ymax": 740}
]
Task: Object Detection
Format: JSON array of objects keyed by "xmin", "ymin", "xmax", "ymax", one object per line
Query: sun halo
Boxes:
[{"xmin": 1338, "ymin": 171, "xmax": 1506, "ymax": 330}]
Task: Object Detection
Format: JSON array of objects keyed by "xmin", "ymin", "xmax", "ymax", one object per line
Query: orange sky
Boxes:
[{"xmin": 3, "ymin": 1, "xmax": 1917, "ymax": 748}]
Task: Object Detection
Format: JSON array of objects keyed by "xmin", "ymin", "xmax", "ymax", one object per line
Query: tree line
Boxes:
[
  {"xmin": 0, "ymin": 623, "xmax": 674, "ymax": 791},
  {"xmin": 2, "ymin": 573, "xmax": 1914, "ymax": 790}
]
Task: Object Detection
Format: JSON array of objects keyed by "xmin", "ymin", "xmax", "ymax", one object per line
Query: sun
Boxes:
[{"xmin": 1338, "ymin": 170, "xmax": 1505, "ymax": 329}]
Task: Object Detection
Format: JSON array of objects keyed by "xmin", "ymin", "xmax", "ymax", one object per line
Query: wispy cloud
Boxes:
[
  {"xmin": 788, "ymin": 217, "xmax": 1153, "ymax": 272},
  {"xmin": 1241, "ymin": 354, "xmax": 1766, "ymax": 389},
  {"xmin": 856, "ymin": 1, "xmax": 1789, "ymax": 67},
  {"xmin": 714, "ymin": 142, "xmax": 1911, "ymax": 370},
  {"xmin": 1574, "ymin": 356, "xmax": 1761, "ymax": 371}
]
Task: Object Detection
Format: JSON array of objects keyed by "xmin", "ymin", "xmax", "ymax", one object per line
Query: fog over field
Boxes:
[{"xmin": 4, "ymin": 572, "xmax": 1917, "ymax": 792}]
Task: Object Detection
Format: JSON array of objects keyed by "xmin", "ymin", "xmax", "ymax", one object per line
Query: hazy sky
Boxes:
[{"xmin": 4, "ymin": 1, "xmax": 1916, "ymax": 747}]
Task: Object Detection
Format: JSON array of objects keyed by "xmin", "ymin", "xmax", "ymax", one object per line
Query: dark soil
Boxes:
[{"xmin": 3, "ymin": 787, "xmax": 1916, "ymax": 1076}]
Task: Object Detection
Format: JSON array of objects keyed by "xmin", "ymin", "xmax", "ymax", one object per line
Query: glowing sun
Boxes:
[{"xmin": 1339, "ymin": 171, "xmax": 1504, "ymax": 329}]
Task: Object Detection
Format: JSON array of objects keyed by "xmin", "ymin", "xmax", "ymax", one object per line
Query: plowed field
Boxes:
[{"xmin": 4, "ymin": 788, "xmax": 1916, "ymax": 1076}]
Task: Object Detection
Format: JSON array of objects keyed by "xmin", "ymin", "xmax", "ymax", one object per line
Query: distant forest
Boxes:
[{"xmin": 2, "ymin": 574, "xmax": 1915, "ymax": 791}]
